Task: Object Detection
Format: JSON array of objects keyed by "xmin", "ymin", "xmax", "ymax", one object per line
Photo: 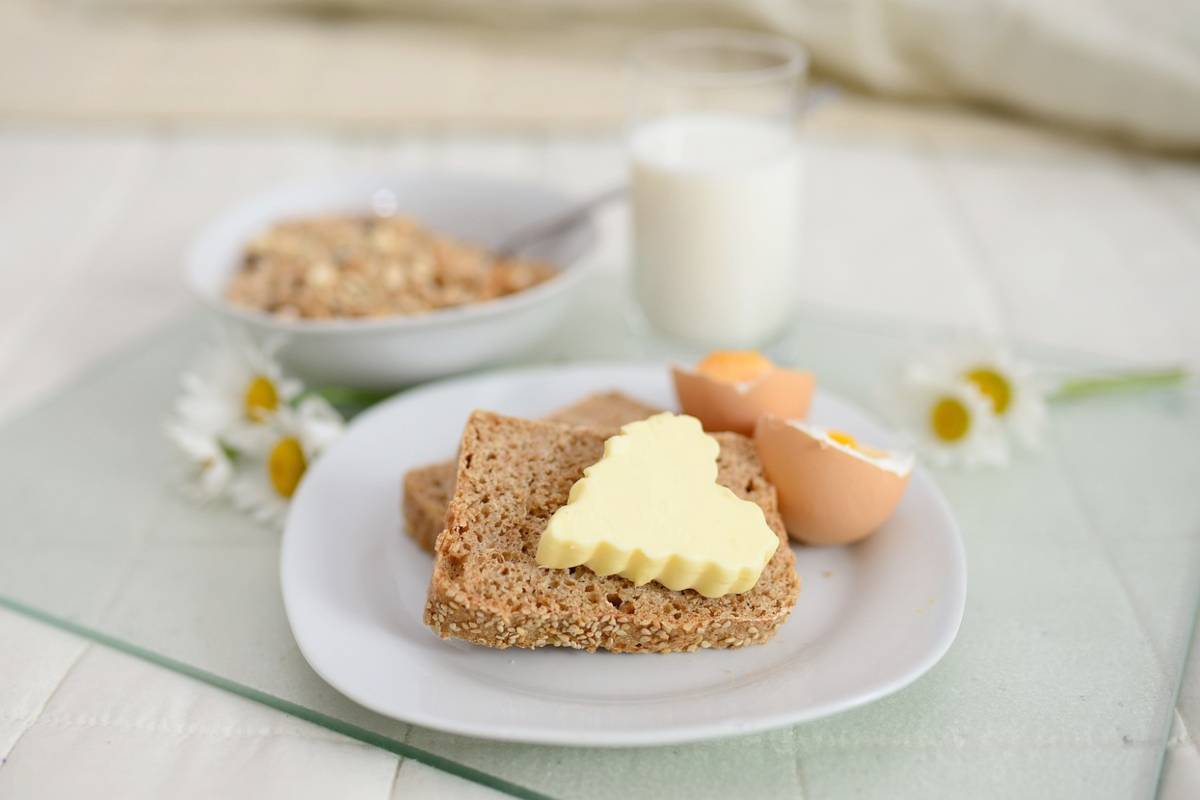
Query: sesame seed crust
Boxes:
[
  {"xmin": 402, "ymin": 392, "xmax": 663, "ymax": 554},
  {"xmin": 422, "ymin": 412, "xmax": 800, "ymax": 654}
]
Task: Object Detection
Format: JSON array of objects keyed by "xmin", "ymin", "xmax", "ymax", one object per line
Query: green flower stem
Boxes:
[
  {"xmin": 1048, "ymin": 367, "xmax": 1190, "ymax": 402},
  {"xmin": 218, "ymin": 441, "xmax": 241, "ymax": 462},
  {"xmin": 299, "ymin": 386, "xmax": 395, "ymax": 417}
]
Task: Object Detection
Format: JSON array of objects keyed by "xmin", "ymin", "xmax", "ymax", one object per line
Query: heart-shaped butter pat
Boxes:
[{"xmin": 536, "ymin": 412, "xmax": 779, "ymax": 598}]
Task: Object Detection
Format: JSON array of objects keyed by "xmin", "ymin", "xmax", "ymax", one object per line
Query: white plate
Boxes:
[{"xmin": 281, "ymin": 363, "xmax": 966, "ymax": 746}]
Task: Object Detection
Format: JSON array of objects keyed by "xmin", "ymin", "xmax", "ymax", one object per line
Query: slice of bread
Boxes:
[
  {"xmin": 424, "ymin": 412, "xmax": 800, "ymax": 653},
  {"xmin": 402, "ymin": 462, "xmax": 460, "ymax": 553},
  {"xmin": 402, "ymin": 391, "xmax": 660, "ymax": 553},
  {"xmin": 542, "ymin": 390, "xmax": 662, "ymax": 430}
]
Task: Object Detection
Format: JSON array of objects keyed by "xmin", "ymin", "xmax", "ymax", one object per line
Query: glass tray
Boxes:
[{"xmin": 2, "ymin": 309, "xmax": 1197, "ymax": 799}]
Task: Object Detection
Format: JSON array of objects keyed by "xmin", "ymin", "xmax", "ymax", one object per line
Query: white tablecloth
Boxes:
[{"xmin": 1, "ymin": 104, "xmax": 1198, "ymax": 798}]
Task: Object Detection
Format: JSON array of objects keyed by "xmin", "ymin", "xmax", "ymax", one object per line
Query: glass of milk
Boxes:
[{"xmin": 629, "ymin": 30, "xmax": 807, "ymax": 348}]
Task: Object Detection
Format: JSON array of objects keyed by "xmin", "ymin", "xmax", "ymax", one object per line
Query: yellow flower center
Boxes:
[
  {"xmin": 930, "ymin": 397, "xmax": 971, "ymax": 442},
  {"xmin": 965, "ymin": 367, "xmax": 1011, "ymax": 415},
  {"xmin": 244, "ymin": 375, "xmax": 279, "ymax": 422},
  {"xmin": 268, "ymin": 437, "xmax": 306, "ymax": 499}
]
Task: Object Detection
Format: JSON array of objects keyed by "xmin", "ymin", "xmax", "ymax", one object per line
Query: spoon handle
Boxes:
[{"xmin": 494, "ymin": 185, "xmax": 626, "ymax": 259}]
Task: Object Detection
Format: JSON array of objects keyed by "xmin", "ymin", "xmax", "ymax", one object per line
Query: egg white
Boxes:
[{"xmin": 784, "ymin": 420, "xmax": 914, "ymax": 477}]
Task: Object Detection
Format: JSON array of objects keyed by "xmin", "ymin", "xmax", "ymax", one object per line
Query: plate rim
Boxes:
[{"xmin": 281, "ymin": 360, "xmax": 968, "ymax": 747}]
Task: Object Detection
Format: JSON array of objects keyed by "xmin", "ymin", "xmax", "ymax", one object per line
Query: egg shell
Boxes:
[
  {"xmin": 754, "ymin": 415, "xmax": 910, "ymax": 546},
  {"xmin": 672, "ymin": 366, "xmax": 814, "ymax": 436}
]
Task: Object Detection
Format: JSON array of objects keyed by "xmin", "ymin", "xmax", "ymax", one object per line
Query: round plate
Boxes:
[{"xmin": 281, "ymin": 363, "xmax": 966, "ymax": 746}]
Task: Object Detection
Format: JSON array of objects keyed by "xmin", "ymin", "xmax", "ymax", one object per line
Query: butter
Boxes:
[{"xmin": 536, "ymin": 413, "xmax": 779, "ymax": 598}]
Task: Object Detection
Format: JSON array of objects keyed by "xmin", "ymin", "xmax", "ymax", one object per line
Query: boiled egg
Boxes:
[
  {"xmin": 672, "ymin": 351, "xmax": 814, "ymax": 436},
  {"xmin": 754, "ymin": 415, "xmax": 913, "ymax": 545}
]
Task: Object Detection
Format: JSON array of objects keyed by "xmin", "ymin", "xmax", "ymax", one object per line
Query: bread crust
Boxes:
[
  {"xmin": 401, "ymin": 392, "xmax": 661, "ymax": 553},
  {"xmin": 423, "ymin": 411, "xmax": 800, "ymax": 653}
]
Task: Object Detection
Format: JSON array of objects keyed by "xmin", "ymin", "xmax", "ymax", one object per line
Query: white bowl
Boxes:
[{"xmin": 184, "ymin": 172, "xmax": 598, "ymax": 388}]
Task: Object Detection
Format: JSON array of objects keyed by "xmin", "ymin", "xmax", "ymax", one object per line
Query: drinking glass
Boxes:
[{"xmin": 628, "ymin": 29, "xmax": 807, "ymax": 349}]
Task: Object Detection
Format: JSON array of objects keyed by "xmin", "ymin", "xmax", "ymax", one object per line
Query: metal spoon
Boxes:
[{"xmin": 492, "ymin": 185, "xmax": 626, "ymax": 260}]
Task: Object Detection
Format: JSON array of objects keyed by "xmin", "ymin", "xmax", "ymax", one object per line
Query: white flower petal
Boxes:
[
  {"xmin": 164, "ymin": 421, "xmax": 234, "ymax": 500},
  {"xmin": 177, "ymin": 327, "xmax": 307, "ymax": 443},
  {"xmin": 230, "ymin": 463, "xmax": 288, "ymax": 530},
  {"xmin": 903, "ymin": 339, "xmax": 1048, "ymax": 456},
  {"xmin": 896, "ymin": 368, "xmax": 1010, "ymax": 470},
  {"xmin": 169, "ymin": 329, "xmax": 321, "ymax": 527},
  {"xmin": 293, "ymin": 396, "xmax": 346, "ymax": 456},
  {"xmin": 277, "ymin": 377, "xmax": 305, "ymax": 404},
  {"xmin": 199, "ymin": 456, "xmax": 234, "ymax": 498}
]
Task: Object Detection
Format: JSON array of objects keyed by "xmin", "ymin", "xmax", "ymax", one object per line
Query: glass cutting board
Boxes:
[{"xmin": 1, "ymin": 308, "xmax": 1197, "ymax": 799}]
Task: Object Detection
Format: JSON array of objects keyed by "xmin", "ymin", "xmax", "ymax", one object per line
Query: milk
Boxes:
[{"xmin": 631, "ymin": 113, "xmax": 801, "ymax": 347}]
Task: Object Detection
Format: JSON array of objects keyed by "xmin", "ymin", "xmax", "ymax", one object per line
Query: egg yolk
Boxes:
[
  {"xmin": 930, "ymin": 397, "xmax": 971, "ymax": 442},
  {"xmin": 966, "ymin": 367, "xmax": 1012, "ymax": 415},
  {"xmin": 827, "ymin": 429, "xmax": 888, "ymax": 459},
  {"xmin": 827, "ymin": 430, "xmax": 858, "ymax": 448},
  {"xmin": 696, "ymin": 350, "xmax": 774, "ymax": 384}
]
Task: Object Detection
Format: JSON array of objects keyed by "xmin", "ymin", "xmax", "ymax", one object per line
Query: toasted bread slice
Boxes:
[
  {"xmin": 402, "ymin": 391, "xmax": 660, "ymax": 552},
  {"xmin": 402, "ymin": 463, "xmax": 460, "ymax": 553},
  {"xmin": 424, "ymin": 412, "xmax": 800, "ymax": 653},
  {"xmin": 542, "ymin": 390, "xmax": 662, "ymax": 430}
]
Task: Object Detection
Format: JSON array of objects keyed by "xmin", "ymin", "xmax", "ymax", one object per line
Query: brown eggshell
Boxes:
[
  {"xmin": 754, "ymin": 415, "xmax": 910, "ymax": 546},
  {"xmin": 672, "ymin": 366, "xmax": 814, "ymax": 436}
]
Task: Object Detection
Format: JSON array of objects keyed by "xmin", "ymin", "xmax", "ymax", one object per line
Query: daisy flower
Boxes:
[
  {"xmin": 174, "ymin": 330, "xmax": 303, "ymax": 453},
  {"xmin": 929, "ymin": 342, "xmax": 1048, "ymax": 450},
  {"xmin": 230, "ymin": 396, "xmax": 345, "ymax": 527},
  {"xmin": 164, "ymin": 421, "xmax": 234, "ymax": 500},
  {"xmin": 900, "ymin": 363, "xmax": 1010, "ymax": 469}
]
